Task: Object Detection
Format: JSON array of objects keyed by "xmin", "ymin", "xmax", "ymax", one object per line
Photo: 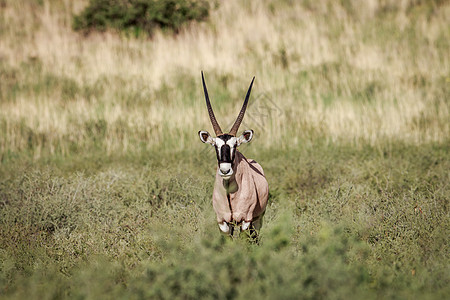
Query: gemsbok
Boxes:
[{"xmin": 198, "ymin": 72, "xmax": 269, "ymax": 241}]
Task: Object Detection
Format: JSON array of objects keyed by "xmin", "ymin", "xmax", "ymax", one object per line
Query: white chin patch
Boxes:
[{"xmin": 218, "ymin": 222, "xmax": 229, "ymax": 233}]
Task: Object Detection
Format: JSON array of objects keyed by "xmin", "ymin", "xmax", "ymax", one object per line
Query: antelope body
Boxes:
[{"xmin": 198, "ymin": 72, "xmax": 269, "ymax": 237}]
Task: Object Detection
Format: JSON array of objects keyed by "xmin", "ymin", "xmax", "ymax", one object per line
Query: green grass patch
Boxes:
[{"xmin": 0, "ymin": 140, "xmax": 448, "ymax": 298}]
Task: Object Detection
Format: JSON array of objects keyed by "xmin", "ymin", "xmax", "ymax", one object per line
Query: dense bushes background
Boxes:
[{"xmin": 73, "ymin": 0, "xmax": 211, "ymax": 35}]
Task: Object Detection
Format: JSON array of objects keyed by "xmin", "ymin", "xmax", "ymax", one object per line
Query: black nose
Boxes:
[{"xmin": 222, "ymin": 169, "xmax": 230, "ymax": 175}]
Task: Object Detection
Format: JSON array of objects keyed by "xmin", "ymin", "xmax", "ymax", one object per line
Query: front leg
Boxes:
[
  {"xmin": 239, "ymin": 221, "xmax": 259, "ymax": 244},
  {"xmin": 218, "ymin": 221, "xmax": 230, "ymax": 233},
  {"xmin": 240, "ymin": 214, "xmax": 264, "ymax": 244},
  {"xmin": 241, "ymin": 221, "xmax": 251, "ymax": 230},
  {"xmin": 218, "ymin": 221, "xmax": 235, "ymax": 238}
]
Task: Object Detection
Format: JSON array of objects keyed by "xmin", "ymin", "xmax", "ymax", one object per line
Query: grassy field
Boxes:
[{"xmin": 0, "ymin": 0, "xmax": 449, "ymax": 298}]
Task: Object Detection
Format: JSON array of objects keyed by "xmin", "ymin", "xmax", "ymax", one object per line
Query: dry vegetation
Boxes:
[
  {"xmin": 0, "ymin": 0, "xmax": 449, "ymax": 299},
  {"xmin": 1, "ymin": 0, "xmax": 448, "ymax": 157}
]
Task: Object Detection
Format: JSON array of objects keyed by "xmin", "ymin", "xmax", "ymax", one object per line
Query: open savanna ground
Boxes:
[{"xmin": 0, "ymin": 0, "xmax": 449, "ymax": 299}]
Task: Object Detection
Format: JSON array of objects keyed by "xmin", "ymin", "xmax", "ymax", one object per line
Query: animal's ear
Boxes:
[
  {"xmin": 237, "ymin": 130, "xmax": 253, "ymax": 146},
  {"xmin": 198, "ymin": 130, "xmax": 215, "ymax": 145}
]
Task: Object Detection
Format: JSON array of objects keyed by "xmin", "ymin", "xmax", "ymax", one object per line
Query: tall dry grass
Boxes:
[{"xmin": 0, "ymin": 0, "xmax": 449, "ymax": 157}]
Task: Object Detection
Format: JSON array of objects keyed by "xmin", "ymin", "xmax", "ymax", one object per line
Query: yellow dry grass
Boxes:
[{"xmin": 0, "ymin": 0, "xmax": 449, "ymax": 156}]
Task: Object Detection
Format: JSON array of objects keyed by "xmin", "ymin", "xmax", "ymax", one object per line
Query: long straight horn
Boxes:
[
  {"xmin": 202, "ymin": 71, "xmax": 223, "ymax": 136},
  {"xmin": 229, "ymin": 76, "xmax": 255, "ymax": 136}
]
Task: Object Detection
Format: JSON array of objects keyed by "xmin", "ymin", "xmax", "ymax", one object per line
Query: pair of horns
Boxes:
[{"xmin": 201, "ymin": 71, "xmax": 254, "ymax": 136}]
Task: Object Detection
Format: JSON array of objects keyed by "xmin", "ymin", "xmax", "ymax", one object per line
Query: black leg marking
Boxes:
[
  {"xmin": 229, "ymin": 223, "xmax": 235, "ymax": 238},
  {"xmin": 248, "ymin": 223, "xmax": 259, "ymax": 244}
]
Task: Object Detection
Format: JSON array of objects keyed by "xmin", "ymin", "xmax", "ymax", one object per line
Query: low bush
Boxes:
[{"xmin": 73, "ymin": 0, "xmax": 211, "ymax": 35}]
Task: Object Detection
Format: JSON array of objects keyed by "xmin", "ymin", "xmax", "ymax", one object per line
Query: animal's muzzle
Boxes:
[
  {"xmin": 216, "ymin": 142, "xmax": 236, "ymax": 178},
  {"xmin": 219, "ymin": 163, "xmax": 233, "ymax": 177}
]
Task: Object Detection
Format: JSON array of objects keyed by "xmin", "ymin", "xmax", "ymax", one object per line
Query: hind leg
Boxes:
[{"xmin": 252, "ymin": 213, "xmax": 264, "ymax": 231}]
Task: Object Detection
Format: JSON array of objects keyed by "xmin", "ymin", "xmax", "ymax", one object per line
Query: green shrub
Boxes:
[{"xmin": 73, "ymin": 0, "xmax": 211, "ymax": 35}]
